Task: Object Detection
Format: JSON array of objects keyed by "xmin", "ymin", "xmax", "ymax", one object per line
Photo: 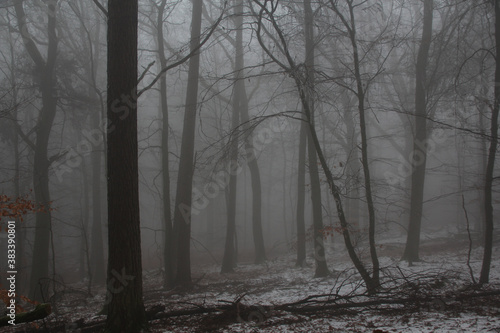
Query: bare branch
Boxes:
[
  {"xmin": 91, "ymin": 0, "xmax": 108, "ymax": 17},
  {"xmin": 137, "ymin": 1, "xmax": 228, "ymax": 97}
]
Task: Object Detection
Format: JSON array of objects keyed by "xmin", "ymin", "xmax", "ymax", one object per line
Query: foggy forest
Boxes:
[{"xmin": 0, "ymin": 0, "xmax": 499, "ymax": 332}]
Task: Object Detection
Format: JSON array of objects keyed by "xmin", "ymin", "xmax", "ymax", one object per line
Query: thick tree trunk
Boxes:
[
  {"xmin": 15, "ymin": 0, "xmax": 58, "ymax": 302},
  {"xmin": 172, "ymin": 0, "xmax": 203, "ymax": 285},
  {"xmin": 304, "ymin": 0, "xmax": 329, "ymax": 278},
  {"xmin": 403, "ymin": 0, "xmax": 433, "ymax": 263},
  {"xmin": 105, "ymin": 0, "xmax": 146, "ymax": 331},
  {"xmin": 479, "ymin": 0, "xmax": 500, "ymax": 284}
]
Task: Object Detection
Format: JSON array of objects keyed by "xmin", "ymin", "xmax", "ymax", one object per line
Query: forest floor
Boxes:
[{"xmin": 2, "ymin": 235, "xmax": 500, "ymax": 332}]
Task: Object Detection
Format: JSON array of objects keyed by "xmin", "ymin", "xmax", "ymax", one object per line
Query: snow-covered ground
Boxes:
[{"xmin": 3, "ymin": 237, "xmax": 500, "ymax": 332}]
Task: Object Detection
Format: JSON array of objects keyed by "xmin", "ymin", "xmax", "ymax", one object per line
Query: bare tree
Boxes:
[
  {"xmin": 14, "ymin": 0, "xmax": 58, "ymax": 302},
  {"xmin": 172, "ymin": 0, "xmax": 204, "ymax": 285},
  {"xmin": 154, "ymin": 0, "xmax": 175, "ymax": 289},
  {"xmin": 402, "ymin": 0, "xmax": 433, "ymax": 263},
  {"xmin": 236, "ymin": 0, "xmax": 267, "ymax": 265},
  {"xmin": 252, "ymin": 0, "xmax": 378, "ymax": 291},
  {"xmin": 304, "ymin": 0, "xmax": 329, "ymax": 277},
  {"xmin": 326, "ymin": 0, "xmax": 382, "ymax": 283}
]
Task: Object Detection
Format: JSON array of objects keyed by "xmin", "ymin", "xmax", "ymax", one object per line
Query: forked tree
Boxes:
[{"xmin": 14, "ymin": 0, "xmax": 58, "ymax": 302}]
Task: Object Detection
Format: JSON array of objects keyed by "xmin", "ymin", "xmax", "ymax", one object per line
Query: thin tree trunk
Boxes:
[
  {"xmin": 254, "ymin": 0, "xmax": 377, "ymax": 292},
  {"xmin": 402, "ymin": 0, "xmax": 433, "ymax": 263},
  {"xmin": 477, "ymin": 75, "xmax": 488, "ymax": 237},
  {"xmin": 234, "ymin": 0, "xmax": 266, "ymax": 264},
  {"xmin": 15, "ymin": 0, "xmax": 58, "ymax": 302},
  {"xmin": 295, "ymin": 116, "xmax": 307, "ymax": 267},
  {"xmin": 304, "ymin": 0, "xmax": 328, "ymax": 278},
  {"xmin": 333, "ymin": 0, "xmax": 380, "ymax": 284},
  {"xmin": 8, "ymin": 37, "xmax": 27, "ymax": 296},
  {"xmin": 172, "ymin": 0, "xmax": 203, "ymax": 285},
  {"xmin": 343, "ymin": 101, "xmax": 360, "ymax": 231},
  {"xmin": 80, "ymin": 157, "xmax": 90, "ymax": 282},
  {"xmin": 105, "ymin": 0, "xmax": 146, "ymax": 330},
  {"xmin": 90, "ymin": 108, "xmax": 105, "ymax": 286},
  {"xmin": 280, "ymin": 132, "xmax": 289, "ymax": 247},
  {"xmin": 242, "ymin": 96, "xmax": 266, "ymax": 264},
  {"xmin": 479, "ymin": 0, "xmax": 500, "ymax": 284},
  {"xmin": 156, "ymin": 0, "xmax": 174, "ymax": 289},
  {"xmin": 221, "ymin": 0, "xmax": 245, "ymax": 273}
]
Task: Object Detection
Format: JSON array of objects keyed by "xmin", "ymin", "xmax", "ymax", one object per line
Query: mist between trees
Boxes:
[{"xmin": 0, "ymin": 0, "xmax": 499, "ymax": 331}]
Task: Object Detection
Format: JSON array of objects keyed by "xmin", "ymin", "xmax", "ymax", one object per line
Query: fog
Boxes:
[{"xmin": 0, "ymin": 0, "xmax": 499, "ymax": 331}]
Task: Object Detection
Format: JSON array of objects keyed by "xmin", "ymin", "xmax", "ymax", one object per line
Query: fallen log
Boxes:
[{"xmin": 0, "ymin": 303, "xmax": 51, "ymax": 327}]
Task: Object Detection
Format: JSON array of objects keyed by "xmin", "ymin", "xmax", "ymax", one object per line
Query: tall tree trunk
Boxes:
[
  {"xmin": 280, "ymin": 132, "xmax": 290, "ymax": 247},
  {"xmin": 156, "ymin": 0, "xmax": 174, "ymax": 289},
  {"xmin": 304, "ymin": 0, "xmax": 329, "ymax": 278},
  {"xmin": 479, "ymin": 0, "xmax": 500, "ymax": 284},
  {"xmin": 343, "ymin": 100, "xmax": 360, "ymax": 231},
  {"xmin": 80, "ymin": 157, "xmax": 90, "ymax": 281},
  {"xmin": 477, "ymin": 70, "xmax": 488, "ymax": 237},
  {"xmin": 234, "ymin": 0, "xmax": 267, "ymax": 264},
  {"xmin": 295, "ymin": 116, "xmax": 307, "ymax": 267},
  {"xmin": 15, "ymin": 0, "xmax": 58, "ymax": 302},
  {"xmin": 105, "ymin": 0, "xmax": 146, "ymax": 330},
  {"xmin": 402, "ymin": 0, "xmax": 433, "ymax": 263},
  {"xmin": 333, "ymin": 0, "xmax": 380, "ymax": 284},
  {"xmin": 8, "ymin": 36, "xmax": 27, "ymax": 296},
  {"xmin": 172, "ymin": 0, "xmax": 203, "ymax": 285},
  {"xmin": 221, "ymin": 1, "xmax": 244, "ymax": 273}
]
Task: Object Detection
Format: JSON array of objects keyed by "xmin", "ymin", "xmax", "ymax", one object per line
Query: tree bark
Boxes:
[
  {"xmin": 479, "ymin": 0, "xmax": 500, "ymax": 284},
  {"xmin": 402, "ymin": 0, "xmax": 433, "ymax": 263},
  {"xmin": 105, "ymin": 0, "xmax": 146, "ymax": 331},
  {"xmin": 172, "ymin": 0, "xmax": 203, "ymax": 285}
]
